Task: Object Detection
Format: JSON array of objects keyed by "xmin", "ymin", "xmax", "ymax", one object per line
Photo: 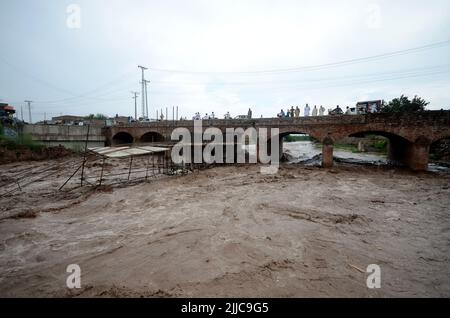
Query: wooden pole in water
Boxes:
[
  {"xmin": 152, "ymin": 154, "xmax": 156, "ymax": 176},
  {"xmin": 99, "ymin": 157, "xmax": 106, "ymax": 186},
  {"xmin": 59, "ymin": 162, "xmax": 83, "ymax": 190},
  {"xmin": 80, "ymin": 125, "xmax": 90, "ymax": 186},
  {"xmin": 158, "ymin": 154, "xmax": 161, "ymax": 174},
  {"xmin": 127, "ymin": 156, "xmax": 133, "ymax": 181},
  {"xmin": 145, "ymin": 154, "xmax": 150, "ymax": 180}
]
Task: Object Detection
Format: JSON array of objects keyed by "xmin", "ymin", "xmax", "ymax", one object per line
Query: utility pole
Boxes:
[
  {"xmin": 24, "ymin": 100, "xmax": 32, "ymax": 123},
  {"xmin": 138, "ymin": 65, "xmax": 147, "ymax": 119},
  {"xmin": 143, "ymin": 79, "xmax": 150, "ymax": 119},
  {"xmin": 131, "ymin": 91, "xmax": 139, "ymax": 120},
  {"xmin": 20, "ymin": 106, "xmax": 23, "ymax": 121}
]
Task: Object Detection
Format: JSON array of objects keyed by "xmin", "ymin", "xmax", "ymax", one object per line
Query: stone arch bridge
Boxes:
[{"xmin": 104, "ymin": 110, "xmax": 450, "ymax": 171}]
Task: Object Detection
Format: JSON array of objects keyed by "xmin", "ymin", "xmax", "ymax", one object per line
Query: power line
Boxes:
[
  {"xmin": 148, "ymin": 40, "xmax": 450, "ymax": 75},
  {"xmin": 148, "ymin": 64, "xmax": 450, "ymax": 86},
  {"xmin": 28, "ymin": 98, "xmax": 132, "ymax": 111},
  {"xmin": 8, "ymin": 65, "xmax": 449, "ymax": 110},
  {"xmin": 0, "ymin": 54, "xmax": 137, "ymax": 104},
  {"xmin": 34, "ymin": 73, "xmax": 137, "ymax": 104},
  {"xmin": 145, "ymin": 68, "xmax": 450, "ymax": 96},
  {"xmin": 2, "ymin": 40, "xmax": 449, "ymax": 110}
]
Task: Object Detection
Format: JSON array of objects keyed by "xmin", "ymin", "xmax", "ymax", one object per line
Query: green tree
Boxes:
[
  {"xmin": 381, "ymin": 95, "xmax": 429, "ymax": 113},
  {"xmin": 94, "ymin": 113, "xmax": 107, "ymax": 120},
  {"xmin": 85, "ymin": 113, "xmax": 107, "ymax": 120}
]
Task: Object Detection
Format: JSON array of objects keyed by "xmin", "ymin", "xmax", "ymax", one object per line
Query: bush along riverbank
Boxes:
[{"xmin": 0, "ymin": 132, "xmax": 73, "ymax": 164}]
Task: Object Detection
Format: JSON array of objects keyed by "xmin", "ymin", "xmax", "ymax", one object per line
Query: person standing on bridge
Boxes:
[
  {"xmin": 248, "ymin": 108, "xmax": 252, "ymax": 119},
  {"xmin": 319, "ymin": 105, "xmax": 325, "ymax": 116},
  {"xmin": 290, "ymin": 106, "xmax": 295, "ymax": 117},
  {"xmin": 304, "ymin": 104, "xmax": 310, "ymax": 117},
  {"xmin": 295, "ymin": 106, "xmax": 300, "ymax": 118},
  {"xmin": 345, "ymin": 106, "xmax": 350, "ymax": 114},
  {"xmin": 312, "ymin": 105, "xmax": 318, "ymax": 116}
]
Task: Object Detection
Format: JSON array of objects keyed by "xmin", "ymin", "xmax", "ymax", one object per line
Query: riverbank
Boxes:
[
  {"xmin": 0, "ymin": 133, "xmax": 73, "ymax": 164},
  {"xmin": 0, "ymin": 162, "xmax": 449, "ymax": 297}
]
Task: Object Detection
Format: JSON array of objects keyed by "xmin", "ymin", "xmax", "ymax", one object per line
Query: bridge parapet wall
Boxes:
[{"xmin": 108, "ymin": 111, "xmax": 450, "ymax": 143}]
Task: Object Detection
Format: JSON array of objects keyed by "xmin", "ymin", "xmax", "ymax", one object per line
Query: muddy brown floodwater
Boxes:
[{"xmin": 0, "ymin": 158, "xmax": 449, "ymax": 297}]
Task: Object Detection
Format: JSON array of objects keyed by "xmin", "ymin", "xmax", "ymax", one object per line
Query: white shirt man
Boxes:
[
  {"xmin": 304, "ymin": 104, "xmax": 310, "ymax": 117},
  {"xmin": 319, "ymin": 105, "xmax": 325, "ymax": 116}
]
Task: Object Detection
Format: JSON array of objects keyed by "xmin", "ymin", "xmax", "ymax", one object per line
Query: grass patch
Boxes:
[
  {"xmin": 369, "ymin": 140, "xmax": 388, "ymax": 153},
  {"xmin": 333, "ymin": 143, "xmax": 359, "ymax": 153},
  {"xmin": 0, "ymin": 134, "xmax": 44, "ymax": 151},
  {"xmin": 284, "ymin": 135, "xmax": 311, "ymax": 142}
]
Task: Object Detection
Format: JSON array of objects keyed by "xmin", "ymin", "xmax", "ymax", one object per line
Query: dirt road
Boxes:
[{"xmin": 0, "ymin": 160, "xmax": 449, "ymax": 297}]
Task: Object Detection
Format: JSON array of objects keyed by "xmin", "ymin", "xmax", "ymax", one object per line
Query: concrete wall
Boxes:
[{"xmin": 22, "ymin": 124, "xmax": 105, "ymax": 151}]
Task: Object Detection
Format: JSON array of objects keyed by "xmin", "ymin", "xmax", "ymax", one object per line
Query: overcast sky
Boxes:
[{"xmin": 1, "ymin": 0, "xmax": 449, "ymax": 122}]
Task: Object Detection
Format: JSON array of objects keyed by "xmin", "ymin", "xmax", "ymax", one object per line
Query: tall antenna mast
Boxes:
[
  {"xmin": 137, "ymin": 65, "xmax": 148, "ymax": 119},
  {"xmin": 131, "ymin": 91, "xmax": 139, "ymax": 120},
  {"xmin": 24, "ymin": 100, "xmax": 32, "ymax": 123}
]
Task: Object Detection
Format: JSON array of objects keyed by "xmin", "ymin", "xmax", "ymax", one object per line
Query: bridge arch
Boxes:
[
  {"xmin": 277, "ymin": 127, "xmax": 322, "ymax": 142},
  {"xmin": 342, "ymin": 130, "xmax": 437, "ymax": 170},
  {"xmin": 431, "ymin": 132, "xmax": 450, "ymax": 145},
  {"xmin": 112, "ymin": 131, "xmax": 134, "ymax": 145},
  {"xmin": 139, "ymin": 131, "xmax": 165, "ymax": 143},
  {"xmin": 263, "ymin": 130, "xmax": 320, "ymax": 161},
  {"xmin": 430, "ymin": 135, "xmax": 450, "ymax": 163},
  {"xmin": 346, "ymin": 130, "xmax": 409, "ymax": 142},
  {"xmin": 343, "ymin": 130, "xmax": 411, "ymax": 166}
]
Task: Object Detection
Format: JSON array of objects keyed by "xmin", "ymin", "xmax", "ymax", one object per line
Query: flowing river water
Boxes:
[{"xmin": 282, "ymin": 141, "xmax": 450, "ymax": 173}]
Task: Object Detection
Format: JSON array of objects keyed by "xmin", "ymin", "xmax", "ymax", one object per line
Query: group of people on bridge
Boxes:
[
  {"xmin": 277, "ymin": 104, "xmax": 326, "ymax": 118},
  {"xmin": 189, "ymin": 103, "xmax": 377, "ymax": 121}
]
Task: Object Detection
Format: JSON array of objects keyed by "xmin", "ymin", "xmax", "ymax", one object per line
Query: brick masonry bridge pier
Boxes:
[{"xmin": 104, "ymin": 110, "xmax": 450, "ymax": 171}]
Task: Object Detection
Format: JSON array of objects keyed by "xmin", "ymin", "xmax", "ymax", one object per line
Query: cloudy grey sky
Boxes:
[{"xmin": 1, "ymin": 0, "xmax": 449, "ymax": 122}]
